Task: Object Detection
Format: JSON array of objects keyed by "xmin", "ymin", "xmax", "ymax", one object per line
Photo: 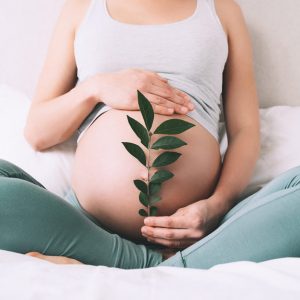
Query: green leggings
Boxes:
[{"xmin": 0, "ymin": 159, "xmax": 300, "ymax": 269}]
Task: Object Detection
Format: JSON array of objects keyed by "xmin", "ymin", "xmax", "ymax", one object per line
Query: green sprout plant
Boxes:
[{"xmin": 122, "ymin": 90, "xmax": 195, "ymax": 217}]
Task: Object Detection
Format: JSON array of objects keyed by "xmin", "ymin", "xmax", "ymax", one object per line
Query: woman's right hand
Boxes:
[{"xmin": 84, "ymin": 68, "xmax": 195, "ymax": 115}]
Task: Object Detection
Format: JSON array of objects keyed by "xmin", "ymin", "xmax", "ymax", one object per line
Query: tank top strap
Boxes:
[
  {"xmin": 75, "ymin": 0, "xmax": 108, "ymax": 49},
  {"xmin": 80, "ymin": 0, "xmax": 107, "ymax": 26},
  {"xmin": 193, "ymin": 0, "xmax": 217, "ymax": 21},
  {"xmin": 204, "ymin": 0, "xmax": 225, "ymax": 34},
  {"xmin": 206, "ymin": 0, "xmax": 217, "ymax": 13}
]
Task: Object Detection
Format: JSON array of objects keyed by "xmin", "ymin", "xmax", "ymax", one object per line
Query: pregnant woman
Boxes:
[{"xmin": 0, "ymin": 0, "xmax": 299, "ymax": 268}]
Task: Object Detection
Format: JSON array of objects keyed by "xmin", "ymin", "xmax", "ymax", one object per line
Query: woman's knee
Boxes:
[
  {"xmin": 0, "ymin": 159, "xmax": 45, "ymax": 188},
  {"xmin": 0, "ymin": 178, "xmax": 32, "ymax": 204},
  {"xmin": 0, "ymin": 159, "xmax": 16, "ymax": 177},
  {"xmin": 0, "ymin": 159, "xmax": 27, "ymax": 179}
]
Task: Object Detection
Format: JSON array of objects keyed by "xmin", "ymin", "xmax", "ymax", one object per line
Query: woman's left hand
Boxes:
[
  {"xmin": 141, "ymin": 199, "xmax": 225, "ymax": 250},
  {"xmin": 26, "ymin": 252, "xmax": 83, "ymax": 265}
]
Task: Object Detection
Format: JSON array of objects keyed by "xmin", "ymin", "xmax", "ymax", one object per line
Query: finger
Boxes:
[
  {"xmin": 144, "ymin": 216, "xmax": 190, "ymax": 229},
  {"xmin": 149, "ymin": 77, "xmax": 171, "ymax": 89},
  {"xmin": 151, "ymin": 79, "xmax": 193, "ymax": 108},
  {"xmin": 149, "ymin": 86, "xmax": 191, "ymax": 112},
  {"xmin": 142, "ymin": 226, "xmax": 199, "ymax": 240},
  {"xmin": 154, "ymin": 104, "xmax": 175, "ymax": 116},
  {"xmin": 142, "ymin": 70, "xmax": 169, "ymax": 83},
  {"xmin": 173, "ymin": 88, "xmax": 195, "ymax": 110},
  {"xmin": 142, "ymin": 92, "xmax": 190, "ymax": 115},
  {"xmin": 143, "ymin": 91, "xmax": 189, "ymax": 114},
  {"xmin": 149, "ymin": 102, "xmax": 175, "ymax": 116},
  {"xmin": 148, "ymin": 83, "xmax": 194, "ymax": 113},
  {"xmin": 146, "ymin": 237, "xmax": 196, "ymax": 249},
  {"xmin": 147, "ymin": 77, "xmax": 194, "ymax": 111},
  {"xmin": 141, "ymin": 92, "xmax": 174, "ymax": 108},
  {"xmin": 136, "ymin": 69, "xmax": 192, "ymax": 107},
  {"xmin": 173, "ymin": 88, "xmax": 191, "ymax": 102},
  {"xmin": 153, "ymin": 81, "xmax": 192, "ymax": 107},
  {"xmin": 150, "ymin": 80, "xmax": 187, "ymax": 105}
]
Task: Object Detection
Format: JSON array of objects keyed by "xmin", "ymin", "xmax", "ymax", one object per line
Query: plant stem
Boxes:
[{"xmin": 147, "ymin": 132, "xmax": 152, "ymax": 216}]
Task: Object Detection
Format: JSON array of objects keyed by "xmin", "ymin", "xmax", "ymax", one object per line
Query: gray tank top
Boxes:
[{"xmin": 74, "ymin": 0, "xmax": 228, "ymax": 142}]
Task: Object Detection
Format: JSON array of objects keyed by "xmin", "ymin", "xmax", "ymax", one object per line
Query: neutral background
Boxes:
[{"xmin": 0, "ymin": 0, "xmax": 299, "ymax": 107}]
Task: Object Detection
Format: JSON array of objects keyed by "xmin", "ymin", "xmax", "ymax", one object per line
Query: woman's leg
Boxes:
[
  {"xmin": 159, "ymin": 165, "xmax": 300, "ymax": 269},
  {"xmin": 0, "ymin": 159, "xmax": 163, "ymax": 268},
  {"xmin": 2, "ymin": 159, "xmax": 299, "ymax": 269}
]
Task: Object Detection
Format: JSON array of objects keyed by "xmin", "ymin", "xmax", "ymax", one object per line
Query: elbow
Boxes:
[{"xmin": 23, "ymin": 125, "xmax": 47, "ymax": 151}]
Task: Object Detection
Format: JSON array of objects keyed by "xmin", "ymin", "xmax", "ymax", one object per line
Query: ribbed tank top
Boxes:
[{"xmin": 74, "ymin": 0, "xmax": 228, "ymax": 141}]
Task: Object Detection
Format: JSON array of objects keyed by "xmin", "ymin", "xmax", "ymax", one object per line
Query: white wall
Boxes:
[{"xmin": 0, "ymin": 0, "xmax": 64, "ymax": 97}]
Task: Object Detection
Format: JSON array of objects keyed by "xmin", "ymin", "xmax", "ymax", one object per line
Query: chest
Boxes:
[
  {"xmin": 105, "ymin": 0, "xmax": 197, "ymax": 25},
  {"xmin": 75, "ymin": 22, "xmax": 225, "ymax": 81}
]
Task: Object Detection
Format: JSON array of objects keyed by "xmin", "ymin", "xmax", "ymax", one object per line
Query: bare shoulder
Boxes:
[
  {"xmin": 214, "ymin": 0, "xmax": 247, "ymax": 37},
  {"xmin": 30, "ymin": 0, "xmax": 93, "ymax": 104},
  {"xmin": 59, "ymin": 0, "xmax": 92, "ymax": 33}
]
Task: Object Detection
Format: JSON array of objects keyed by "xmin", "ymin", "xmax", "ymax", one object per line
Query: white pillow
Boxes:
[
  {"xmin": 0, "ymin": 84, "xmax": 77, "ymax": 198},
  {"xmin": 219, "ymin": 105, "xmax": 300, "ymax": 200},
  {"xmin": 1, "ymin": 84, "xmax": 300, "ymax": 201}
]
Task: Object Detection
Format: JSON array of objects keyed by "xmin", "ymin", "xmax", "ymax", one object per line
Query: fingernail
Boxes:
[{"xmin": 168, "ymin": 108, "xmax": 174, "ymax": 113}]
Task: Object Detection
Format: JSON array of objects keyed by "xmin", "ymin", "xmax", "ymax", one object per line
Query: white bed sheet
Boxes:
[{"xmin": 0, "ymin": 250, "xmax": 300, "ymax": 299}]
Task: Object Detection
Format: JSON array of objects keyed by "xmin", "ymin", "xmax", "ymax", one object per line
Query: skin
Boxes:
[{"xmin": 24, "ymin": 0, "xmax": 260, "ymax": 265}]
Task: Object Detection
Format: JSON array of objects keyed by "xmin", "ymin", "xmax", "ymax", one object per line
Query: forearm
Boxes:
[
  {"xmin": 24, "ymin": 81, "xmax": 98, "ymax": 151},
  {"xmin": 207, "ymin": 127, "xmax": 261, "ymax": 215}
]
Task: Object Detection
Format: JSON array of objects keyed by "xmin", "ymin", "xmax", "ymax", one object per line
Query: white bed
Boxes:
[{"xmin": 0, "ymin": 0, "xmax": 300, "ymax": 299}]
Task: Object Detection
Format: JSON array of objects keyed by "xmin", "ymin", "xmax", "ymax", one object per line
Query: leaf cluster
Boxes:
[{"xmin": 122, "ymin": 90, "xmax": 195, "ymax": 217}]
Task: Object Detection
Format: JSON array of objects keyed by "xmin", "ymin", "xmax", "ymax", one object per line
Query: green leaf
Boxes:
[
  {"xmin": 153, "ymin": 119, "xmax": 195, "ymax": 135},
  {"xmin": 137, "ymin": 90, "xmax": 154, "ymax": 131},
  {"xmin": 139, "ymin": 192, "xmax": 149, "ymax": 207},
  {"xmin": 139, "ymin": 209, "xmax": 148, "ymax": 217},
  {"xmin": 151, "ymin": 136, "xmax": 187, "ymax": 150},
  {"xmin": 122, "ymin": 142, "xmax": 147, "ymax": 166},
  {"xmin": 149, "ymin": 182, "xmax": 161, "ymax": 195},
  {"xmin": 134, "ymin": 180, "xmax": 148, "ymax": 194},
  {"xmin": 150, "ymin": 169, "xmax": 174, "ymax": 184},
  {"xmin": 127, "ymin": 115, "xmax": 149, "ymax": 148},
  {"xmin": 152, "ymin": 152, "xmax": 181, "ymax": 167},
  {"xmin": 150, "ymin": 206, "xmax": 158, "ymax": 216},
  {"xmin": 149, "ymin": 196, "xmax": 161, "ymax": 206}
]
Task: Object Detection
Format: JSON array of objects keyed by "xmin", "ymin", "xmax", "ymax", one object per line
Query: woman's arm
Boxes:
[
  {"xmin": 140, "ymin": 0, "xmax": 261, "ymax": 249},
  {"xmin": 24, "ymin": 0, "xmax": 98, "ymax": 151},
  {"xmin": 208, "ymin": 0, "xmax": 260, "ymax": 214},
  {"xmin": 24, "ymin": 0, "xmax": 194, "ymax": 151}
]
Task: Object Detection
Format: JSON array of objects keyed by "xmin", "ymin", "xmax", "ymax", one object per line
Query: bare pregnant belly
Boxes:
[{"xmin": 71, "ymin": 109, "xmax": 222, "ymax": 242}]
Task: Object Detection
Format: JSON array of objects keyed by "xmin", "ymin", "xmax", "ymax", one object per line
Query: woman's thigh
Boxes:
[
  {"xmin": 220, "ymin": 165, "xmax": 300, "ymax": 224},
  {"xmin": 159, "ymin": 165, "xmax": 300, "ymax": 269},
  {"xmin": 0, "ymin": 159, "xmax": 163, "ymax": 268}
]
